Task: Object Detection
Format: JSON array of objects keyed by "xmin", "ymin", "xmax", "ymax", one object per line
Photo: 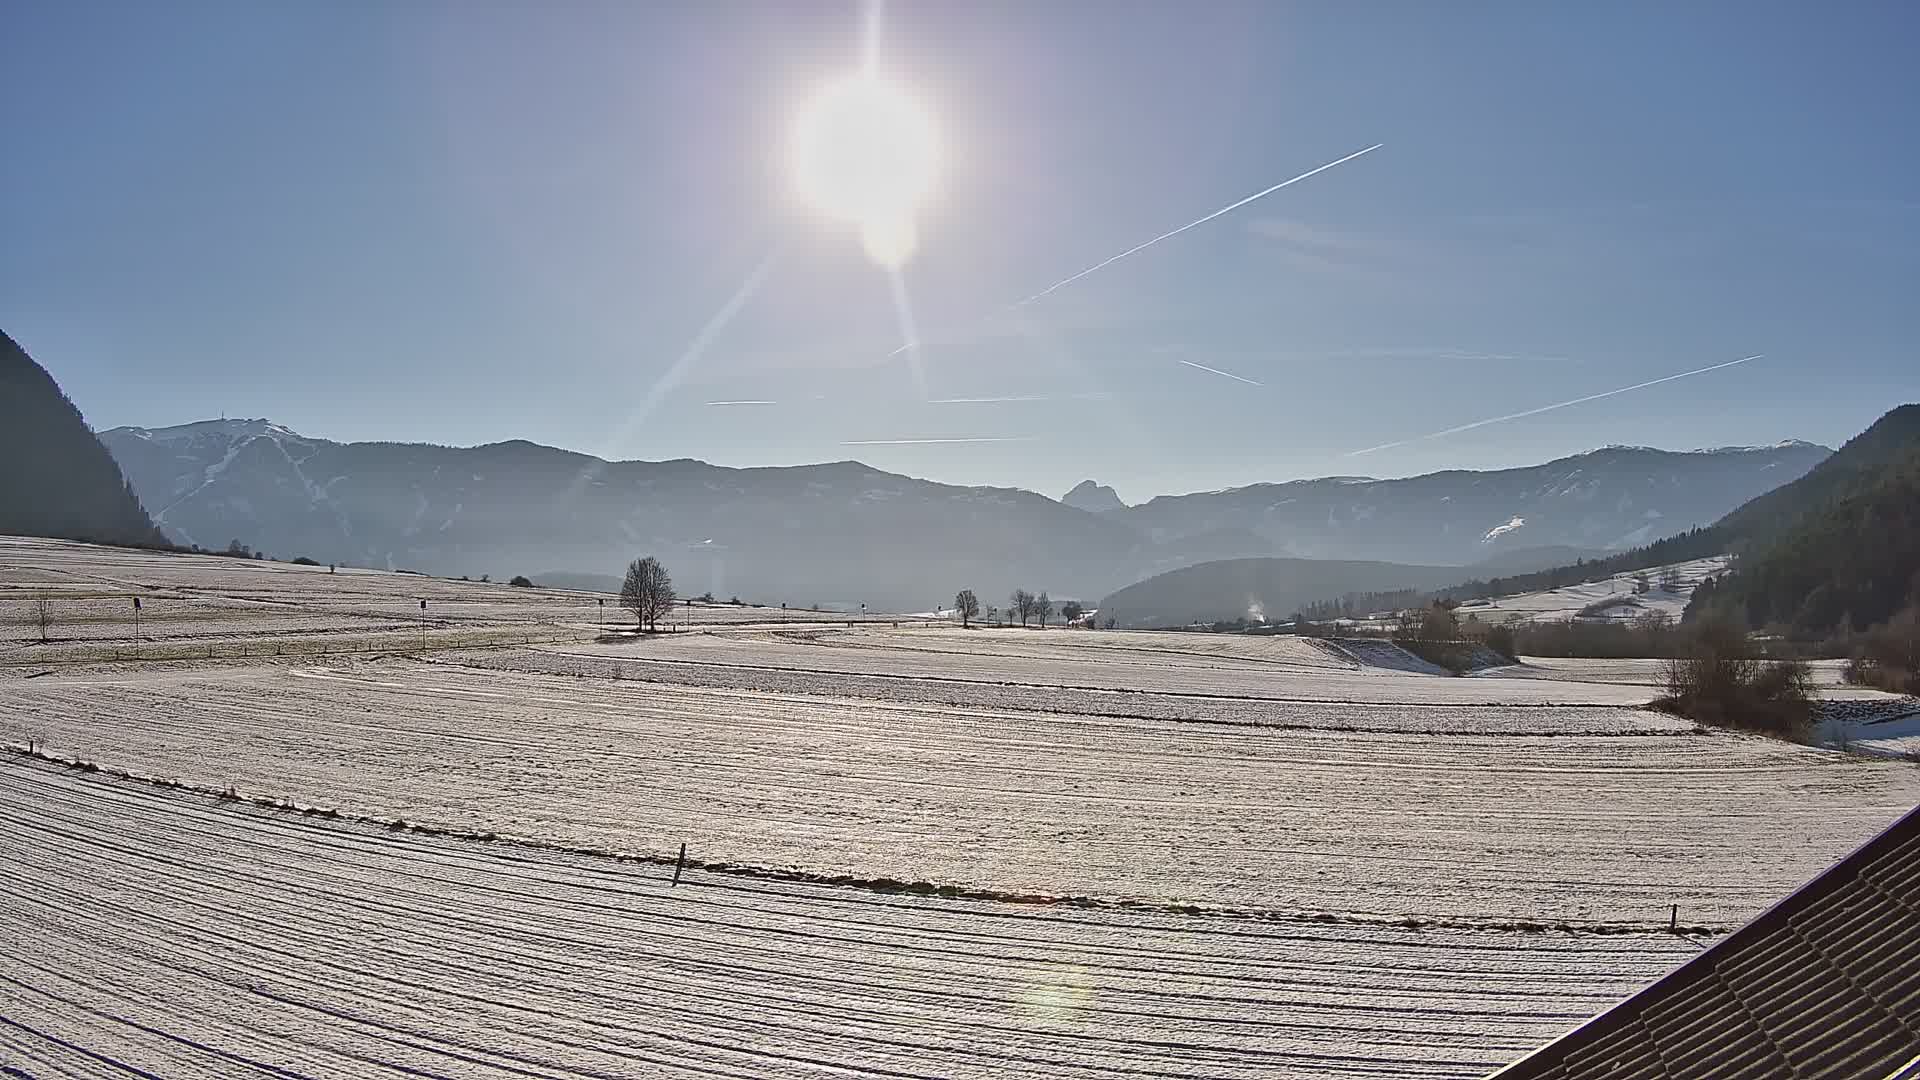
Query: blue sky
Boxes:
[{"xmin": 4, "ymin": 1, "xmax": 1915, "ymax": 502}]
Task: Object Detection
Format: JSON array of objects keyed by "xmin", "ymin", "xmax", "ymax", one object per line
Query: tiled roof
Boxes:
[{"xmin": 1490, "ymin": 803, "xmax": 1920, "ymax": 1080}]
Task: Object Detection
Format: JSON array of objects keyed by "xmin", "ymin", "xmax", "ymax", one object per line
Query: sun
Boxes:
[{"xmin": 790, "ymin": 72, "xmax": 940, "ymax": 267}]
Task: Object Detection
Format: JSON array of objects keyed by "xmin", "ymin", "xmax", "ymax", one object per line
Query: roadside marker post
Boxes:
[
  {"xmin": 419, "ymin": 598, "xmax": 427, "ymax": 650},
  {"xmin": 673, "ymin": 842, "xmax": 688, "ymax": 886}
]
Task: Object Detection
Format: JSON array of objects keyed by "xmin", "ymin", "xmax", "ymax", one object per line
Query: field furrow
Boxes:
[
  {"xmin": 8, "ymin": 656, "xmax": 1915, "ymax": 924},
  {"xmin": 0, "ymin": 761, "xmax": 1690, "ymax": 1079}
]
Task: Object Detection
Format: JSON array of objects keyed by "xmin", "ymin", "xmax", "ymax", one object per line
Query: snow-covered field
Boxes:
[
  {"xmin": 1453, "ymin": 555, "xmax": 1732, "ymax": 626},
  {"xmin": 0, "ymin": 760, "xmax": 1692, "ymax": 1079},
  {"xmin": 0, "ymin": 535, "xmax": 908, "ymax": 660},
  {"xmin": 553, "ymin": 628, "xmax": 1657, "ymax": 705},
  {"xmin": 5, "ymin": 539, "xmax": 1919, "ymax": 1077},
  {"xmin": 10, "ymin": 649, "xmax": 1917, "ymax": 926}
]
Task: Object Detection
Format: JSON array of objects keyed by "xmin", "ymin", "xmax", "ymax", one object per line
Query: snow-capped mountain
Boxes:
[{"xmin": 99, "ymin": 420, "xmax": 1829, "ymax": 608}]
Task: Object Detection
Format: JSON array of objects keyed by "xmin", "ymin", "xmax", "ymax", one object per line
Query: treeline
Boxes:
[
  {"xmin": 1507, "ymin": 613, "xmax": 1693, "ymax": 659},
  {"xmin": 1298, "ymin": 588, "xmax": 1426, "ymax": 622}
]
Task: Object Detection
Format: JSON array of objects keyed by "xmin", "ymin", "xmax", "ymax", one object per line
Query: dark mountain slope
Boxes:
[
  {"xmin": 1688, "ymin": 408, "xmax": 1920, "ymax": 635},
  {"xmin": 0, "ymin": 330, "xmax": 166, "ymax": 548},
  {"xmin": 1716, "ymin": 404, "xmax": 1920, "ymax": 545}
]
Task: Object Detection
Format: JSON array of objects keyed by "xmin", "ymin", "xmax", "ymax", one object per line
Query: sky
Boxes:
[{"xmin": 4, "ymin": 1, "xmax": 1916, "ymax": 503}]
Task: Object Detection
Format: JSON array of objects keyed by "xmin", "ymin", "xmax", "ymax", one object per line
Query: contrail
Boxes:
[
  {"xmin": 705, "ymin": 399, "xmax": 779, "ymax": 406},
  {"xmin": 1347, "ymin": 354, "xmax": 1764, "ymax": 456},
  {"xmin": 883, "ymin": 142, "xmax": 1383, "ymax": 359},
  {"xmin": 930, "ymin": 394, "xmax": 1053, "ymax": 404},
  {"xmin": 842, "ymin": 436, "xmax": 1036, "ymax": 446},
  {"xmin": 1178, "ymin": 359, "xmax": 1263, "ymax": 386},
  {"xmin": 1010, "ymin": 143, "xmax": 1384, "ymax": 308}
]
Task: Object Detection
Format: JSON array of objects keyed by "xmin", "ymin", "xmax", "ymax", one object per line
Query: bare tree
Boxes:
[
  {"xmin": 1009, "ymin": 589, "xmax": 1034, "ymax": 627},
  {"xmin": 1034, "ymin": 592, "xmax": 1052, "ymax": 628},
  {"xmin": 620, "ymin": 556, "xmax": 675, "ymax": 632},
  {"xmin": 1658, "ymin": 568, "xmax": 1684, "ymax": 594},
  {"xmin": 35, "ymin": 593, "xmax": 51, "ymax": 644},
  {"xmin": 1060, "ymin": 600, "xmax": 1084, "ymax": 626},
  {"xmin": 953, "ymin": 589, "xmax": 980, "ymax": 629}
]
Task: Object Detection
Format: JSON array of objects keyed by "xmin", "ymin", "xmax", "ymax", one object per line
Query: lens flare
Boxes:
[{"xmin": 790, "ymin": 72, "xmax": 939, "ymax": 265}]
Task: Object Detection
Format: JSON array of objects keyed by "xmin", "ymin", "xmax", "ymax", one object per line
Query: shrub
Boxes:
[
  {"xmin": 291, "ymin": 556, "xmax": 320, "ymax": 566},
  {"xmin": 1577, "ymin": 595, "xmax": 1643, "ymax": 619},
  {"xmin": 1842, "ymin": 605, "xmax": 1920, "ymax": 694},
  {"xmin": 1485, "ymin": 623, "xmax": 1518, "ymax": 661},
  {"xmin": 1655, "ymin": 618, "xmax": 1814, "ymax": 736},
  {"xmin": 509, "ymin": 575, "xmax": 534, "ymax": 588}
]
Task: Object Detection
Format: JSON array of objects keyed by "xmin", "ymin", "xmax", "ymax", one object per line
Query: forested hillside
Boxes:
[
  {"xmin": 0, "ymin": 330, "xmax": 167, "ymax": 548},
  {"xmin": 1689, "ymin": 440, "xmax": 1920, "ymax": 636},
  {"xmin": 1716, "ymin": 404, "xmax": 1920, "ymax": 542}
]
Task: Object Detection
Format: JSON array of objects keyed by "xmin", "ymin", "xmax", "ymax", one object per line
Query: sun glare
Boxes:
[{"xmin": 790, "ymin": 72, "xmax": 940, "ymax": 266}]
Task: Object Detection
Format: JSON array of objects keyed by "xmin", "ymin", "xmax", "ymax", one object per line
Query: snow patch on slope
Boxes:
[{"xmin": 1483, "ymin": 516, "xmax": 1526, "ymax": 543}]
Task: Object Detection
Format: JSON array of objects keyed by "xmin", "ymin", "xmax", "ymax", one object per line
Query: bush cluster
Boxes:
[{"xmin": 1655, "ymin": 618, "xmax": 1814, "ymax": 736}]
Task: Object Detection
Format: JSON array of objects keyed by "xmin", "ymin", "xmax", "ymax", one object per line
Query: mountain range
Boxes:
[
  {"xmin": 96, "ymin": 417, "xmax": 1829, "ymax": 611},
  {"xmin": 1104, "ymin": 404, "xmax": 1920, "ymax": 633},
  {"xmin": 1109, "ymin": 441, "xmax": 1828, "ymax": 563}
]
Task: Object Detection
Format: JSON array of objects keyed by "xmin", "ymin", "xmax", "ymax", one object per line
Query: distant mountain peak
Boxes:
[
  {"xmin": 1062, "ymin": 479, "xmax": 1126, "ymax": 513},
  {"xmin": 112, "ymin": 418, "xmax": 307, "ymax": 444},
  {"xmin": 1689, "ymin": 438, "xmax": 1828, "ymax": 454}
]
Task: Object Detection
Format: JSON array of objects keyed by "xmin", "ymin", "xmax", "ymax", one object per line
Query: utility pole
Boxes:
[{"xmin": 419, "ymin": 598, "xmax": 427, "ymax": 650}]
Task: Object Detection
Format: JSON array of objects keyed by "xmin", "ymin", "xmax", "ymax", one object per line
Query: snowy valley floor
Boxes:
[
  {"xmin": 0, "ymin": 760, "xmax": 1701, "ymax": 1080},
  {"xmin": 4, "ymin": 538, "xmax": 1920, "ymax": 1077}
]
